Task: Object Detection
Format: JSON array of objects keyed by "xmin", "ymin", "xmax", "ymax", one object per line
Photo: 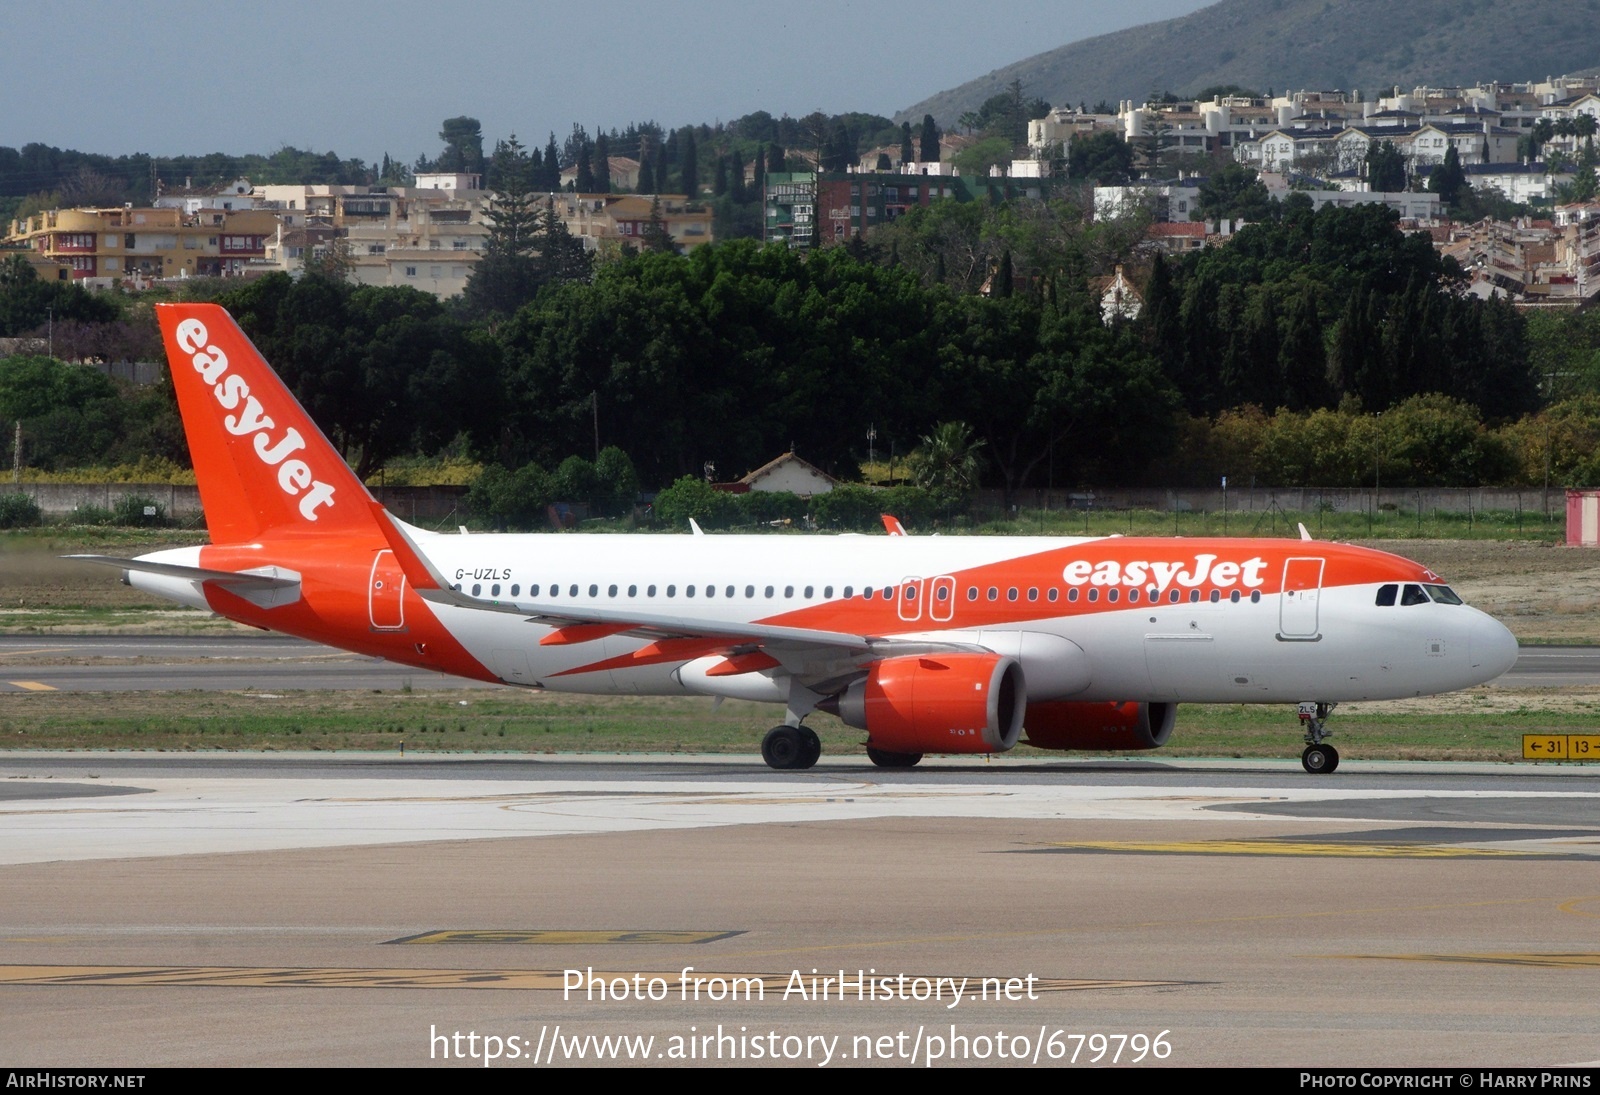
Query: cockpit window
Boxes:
[
  {"xmin": 1401, "ymin": 583, "xmax": 1430, "ymax": 606},
  {"xmin": 1425, "ymin": 584, "xmax": 1463, "ymax": 605},
  {"xmin": 1375, "ymin": 584, "xmax": 1397, "ymax": 607}
]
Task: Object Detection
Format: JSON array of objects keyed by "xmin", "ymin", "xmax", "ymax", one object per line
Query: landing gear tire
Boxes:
[
  {"xmin": 866, "ymin": 746, "xmax": 923, "ymax": 768},
  {"xmin": 762, "ymin": 726, "xmax": 817, "ymax": 771},
  {"xmin": 799, "ymin": 727, "xmax": 822, "ymax": 767},
  {"xmin": 1301, "ymin": 743, "xmax": 1339, "ymax": 774}
]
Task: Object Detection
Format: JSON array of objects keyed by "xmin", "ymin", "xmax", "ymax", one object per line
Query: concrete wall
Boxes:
[
  {"xmin": 975, "ymin": 486, "xmax": 1563, "ymax": 517},
  {"xmin": 11, "ymin": 483, "xmax": 469, "ymax": 524}
]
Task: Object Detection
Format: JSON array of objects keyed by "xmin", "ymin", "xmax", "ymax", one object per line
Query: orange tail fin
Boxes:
[{"xmin": 156, "ymin": 303, "xmax": 379, "ymax": 544}]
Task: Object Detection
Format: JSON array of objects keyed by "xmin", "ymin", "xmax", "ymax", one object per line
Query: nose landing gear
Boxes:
[{"xmin": 1297, "ymin": 701, "xmax": 1339, "ymax": 773}]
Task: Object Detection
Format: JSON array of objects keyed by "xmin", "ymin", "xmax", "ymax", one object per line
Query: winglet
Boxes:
[
  {"xmin": 689, "ymin": 518, "xmax": 705, "ymax": 536},
  {"xmin": 1298, "ymin": 522, "xmax": 1313, "ymax": 542}
]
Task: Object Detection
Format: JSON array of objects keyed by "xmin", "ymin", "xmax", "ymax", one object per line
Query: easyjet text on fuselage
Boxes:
[{"xmin": 1061, "ymin": 554, "xmax": 1270, "ymax": 593}]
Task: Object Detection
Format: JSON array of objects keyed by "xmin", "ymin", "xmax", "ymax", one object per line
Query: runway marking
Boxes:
[
  {"xmin": 387, "ymin": 930, "xmax": 747, "ymax": 945},
  {"xmin": 1356, "ymin": 953, "xmax": 1600, "ymax": 969},
  {"xmin": 6, "ymin": 681, "xmax": 56, "ymax": 692},
  {"xmin": 1029, "ymin": 840, "xmax": 1538, "ymax": 858},
  {"xmin": 0, "ymin": 648, "xmax": 70, "ymax": 658},
  {"xmin": 1558, "ymin": 896, "xmax": 1600, "ymax": 918},
  {"xmin": 0, "ymin": 965, "xmax": 1188, "ymax": 992}
]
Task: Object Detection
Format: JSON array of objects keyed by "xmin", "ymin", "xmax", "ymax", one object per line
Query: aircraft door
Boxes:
[
  {"xmin": 929, "ymin": 575, "xmax": 956, "ymax": 622},
  {"xmin": 368, "ymin": 550, "xmax": 407, "ymax": 631},
  {"xmin": 898, "ymin": 577, "xmax": 924, "ymax": 622},
  {"xmin": 1278, "ymin": 557, "xmax": 1324, "ymax": 640}
]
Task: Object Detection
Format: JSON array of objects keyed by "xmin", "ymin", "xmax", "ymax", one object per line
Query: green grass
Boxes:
[{"xmin": 0, "ymin": 689, "xmax": 1588, "ymax": 763}]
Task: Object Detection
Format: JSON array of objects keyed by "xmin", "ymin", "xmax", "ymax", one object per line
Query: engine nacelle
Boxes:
[
  {"xmin": 1023, "ymin": 700, "xmax": 1176, "ymax": 751},
  {"xmin": 830, "ymin": 653, "xmax": 1025, "ymax": 755}
]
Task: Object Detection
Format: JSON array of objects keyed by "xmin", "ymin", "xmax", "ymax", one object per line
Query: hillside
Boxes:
[{"xmin": 898, "ymin": 0, "xmax": 1600, "ymax": 125}]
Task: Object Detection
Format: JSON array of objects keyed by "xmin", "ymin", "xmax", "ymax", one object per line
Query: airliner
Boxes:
[{"xmin": 76, "ymin": 304, "xmax": 1520, "ymax": 774}]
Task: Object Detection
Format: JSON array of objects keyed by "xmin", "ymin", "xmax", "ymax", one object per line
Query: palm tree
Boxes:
[{"xmin": 910, "ymin": 421, "xmax": 986, "ymax": 510}]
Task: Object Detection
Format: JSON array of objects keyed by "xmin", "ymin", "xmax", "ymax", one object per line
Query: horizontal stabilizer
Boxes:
[{"xmin": 66, "ymin": 555, "xmax": 302, "ymax": 609}]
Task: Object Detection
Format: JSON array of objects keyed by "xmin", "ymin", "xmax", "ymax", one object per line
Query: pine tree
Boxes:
[
  {"xmin": 713, "ymin": 155, "xmax": 727, "ymax": 197},
  {"xmin": 642, "ymin": 196, "xmax": 675, "ymax": 253},
  {"xmin": 542, "ymin": 133, "xmax": 562, "ymax": 191},
  {"xmin": 768, "ymin": 143, "xmax": 785, "ymax": 173},
  {"xmin": 463, "ymin": 135, "xmax": 543, "ymax": 317},
  {"xmin": 919, "ymin": 115, "xmax": 940, "ymax": 163},
  {"xmin": 729, "ymin": 149, "xmax": 747, "ymax": 202},
  {"xmin": 593, "ymin": 134, "xmax": 612, "ymax": 193},
  {"xmin": 900, "ymin": 123, "xmax": 915, "ymax": 166},
  {"xmin": 753, "ymin": 144, "xmax": 766, "ymax": 198},
  {"xmin": 638, "ymin": 155, "xmax": 656, "ymax": 194},
  {"xmin": 575, "ymin": 142, "xmax": 596, "ymax": 193},
  {"xmin": 1279, "ymin": 286, "xmax": 1329, "ymax": 410},
  {"xmin": 680, "ymin": 129, "xmax": 698, "ymax": 197}
]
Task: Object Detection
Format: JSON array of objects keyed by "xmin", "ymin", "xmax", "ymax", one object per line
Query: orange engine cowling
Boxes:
[
  {"xmin": 1023, "ymin": 700, "xmax": 1176, "ymax": 751},
  {"xmin": 829, "ymin": 653, "xmax": 1025, "ymax": 755}
]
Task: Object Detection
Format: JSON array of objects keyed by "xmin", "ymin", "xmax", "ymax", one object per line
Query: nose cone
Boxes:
[{"xmin": 1469, "ymin": 611, "xmax": 1519, "ymax": 682}]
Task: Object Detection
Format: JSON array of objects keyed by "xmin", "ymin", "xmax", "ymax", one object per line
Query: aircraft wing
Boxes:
[{"xmin": 372, "ymin": 506, "xmax": 981, "ymax": 666}]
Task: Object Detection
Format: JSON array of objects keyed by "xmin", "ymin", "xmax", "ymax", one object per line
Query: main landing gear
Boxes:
[
  {"xmin": 761, "ymin": 725, "xmax": 822, "ymax": 770},
  {"xmin": 1297, "ymin": 701, "xmax": 1339, "ymax": 774}
]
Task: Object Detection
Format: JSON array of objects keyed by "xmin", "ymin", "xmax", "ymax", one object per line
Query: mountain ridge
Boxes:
[{"xmin": 897, "ymin": 0, "xmax": 1600, "ymax": 126}]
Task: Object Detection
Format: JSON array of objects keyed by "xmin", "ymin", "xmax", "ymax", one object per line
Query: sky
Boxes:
[{"xmin": 6, "ymin": 0, "xmax": 1213, "ymax": 165}]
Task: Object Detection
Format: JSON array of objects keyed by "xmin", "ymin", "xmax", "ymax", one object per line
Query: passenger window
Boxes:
[
  {"xmin": 1189, "ymin": 590, "xmax": 1200, "ymax": 603},
  {"xmin": 513, "ymin": 584, "xmax": 522, "ymax": 597},
  {"xmin": 725, "ymin": 585, "xmax": 734, "ymax": 598},
  {"xmin": 627, "ymin": 584, "xmax": 637, "ymax": 597},
  {"xmin": 764, "ymin": 586, "xmax": 774, "ymax": 598},
  {"xmin": 1250, "ymin": 590, "xmax": 1261, "ymax": 603},
  {"xmin": 1208, "ymin": 590, "xmax": 1220, "ymax": 603},
  {"xmin": 705, "ymin": 585, "xmax": 715, "ymax": 598},
  {"xmin": 905, "ymin": 586, "xmax": 916, "ymax": 600},
  {"xmin": 1169, "ymin": 590, "xmax": 1180, "ymax": 603},
  {"xmin": 1401, "ymin": 584, "xmax": 1429, "ymax": 606},
  {"xmin": 686, "ymin": 585, "xmax": 696, "ymax": 597},
  {"xmin": 1007, "ymin": 588, "xmax": 1018, "ymax": 601},
  {"xmin": 471, "ymin": 583, "xmax": 481, "ymax": 596},
  {"xmin": 568, "ymin": 584, "xmax": 579, "ymax": 597},
  {"xmin": 824, "ymin": 586, "xmax": 834, "ymax": 598},
  {"xmin": 1229, "ymin": 590, "xmax": 1241, "ymax": 603},
  {"xmin": 967, "ymin": 586, "xmax": 979, "ymax": 601},
  {"xmin": 666, "ymin": 585, "xmax": 676, "ymax": 597},
  {"xmin": 1047, "ymin": 588, "xmax": 1058, "ymax": 602},
  {"xmin": 1027, "ymin": 588, "xmax": 1038, "ymax": 601},
  {"xmin": 491, "ymin": 584, "xmax": 501, "ymax": 596},
  {"xmin": 1107, "ymin": 589, "xmax": 1119, "ymax": 603},
  {"xmin": 1087, "ymin": 589, "xmax": 1099, "ymax": 603},
  {"xmin": 1068, "ymin": 588, "xmax": 1079, "ymax": 602},
  {"xmin": 1375, "ymin": 584, "xmax": 1397, "ymax": 606},
  {"xmin": 805, "ymin": 586, "xmax": 815, "ymax": 598},
  {"xmin": 784, "ymin": 586, "xmax": 794, "ymax": 598},
  {"xmin": 608, "ymin": 584, "xmax": 617, "ymax": 597},
  {"xmin": 1128, "ymin": 589, "xmax": 1140, "ymax": 603},
  {"xmin": 864, "ymin": 586, "xmax": 874, "ymax": 599},
  {"xmin": 647, "ymin": 585, "xmax": 656, "ymax": 597},
  {"xmin": 885, "ymin": 587, "xmax": 896, "ymax": 600},
  {"xmin": 588, "ymin": 584, "xmax": 599, "ymax": 597},
  {"xmin": 746, "ymin": 585, "xmax": 756, "ymax": 598},
  {"xmin": 987, "ymin": 587, "xmax": 998, "ymax": 601}
]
